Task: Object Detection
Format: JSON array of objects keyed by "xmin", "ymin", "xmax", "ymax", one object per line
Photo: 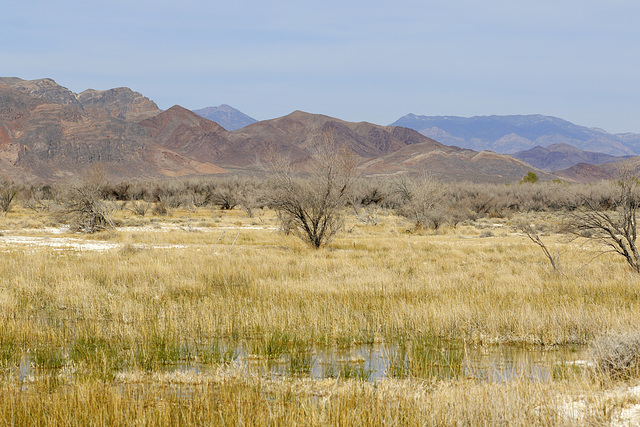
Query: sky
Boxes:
[{"xmin": 3, "ymin": 0, "xmax": 640, "ymax": 133}]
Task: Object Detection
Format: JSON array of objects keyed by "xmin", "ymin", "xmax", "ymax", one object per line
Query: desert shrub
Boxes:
[
  {"xmin": 0, "ymin": 179, "xmax": 19, "ymax": 216},
  {"xmin": 509, "ymin": 182, "xmax": 574, "ymax": 212},
  {"xmin": 21, "ymin": 184, "xmax": 55, "ymax": 212},
  {"xmin": 102, "ymin": 181, "xmax": 132, "ymax": 201},
  {"xmin": 393, "ymin": 177, "xmax": 475, "ymax": 229},
  {"xmin": 211, "ymin": 180, "xmax": 240, "ymax": 210},
  {"xmin": 520, "ymin": 171, "xmax": 539, "ymax": 184},
  {"xmin": 152, "ymin": 194, "xmax": 178, "ymax": 216},
  {"xmin": 393, "ymin": 177, "xmax": 446, "ymax": 229},
  {"xmin": 590, "ymin": 331, "xmax": 640, "ymax": 379},
  {"xmin": 126, "ymin": 180, "xmax": 158, "ymax": 202},
  {"xmin": 184, "ymin": 180, "xmax": 215, "ymax": 209},
  {"xmin": 347, "ymin": 179, "xmax": 394, "ymax": 225},
  {"xmin": 59, "ymin": 166, "xmax": 115, "ymax": 233},
  {"xmin": 267, "ymin": 141, "xmax": 355, "ymax": 248},
  {"xmin": 144, "ymin": 181, "xmax": 185, "ymax": 216},
  {"xmin": 236, "ymin": 180, "xmax": 267, "ymax": 218},
  {"xmin": 126, "ymin": 200, "xmax": 152, "ymax": 217},
  {"xmin": 461, "ymin": 189, "xmax": 495, "ymax": 217}
]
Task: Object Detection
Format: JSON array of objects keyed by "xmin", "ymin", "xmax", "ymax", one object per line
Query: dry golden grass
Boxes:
[
  {"xmin": 1, "ymin": 205, "xmax": 640, "ymax": 425},
  {"xmin": 2, "ymin": 366, "xmax": 639, "ymax": 426}
]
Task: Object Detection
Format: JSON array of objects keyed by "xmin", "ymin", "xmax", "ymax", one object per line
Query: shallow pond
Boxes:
[
  {"xmin": 159, "ymin": 340, "xmax": 587, "ymax": 383},
  {"xmin": 11, "ymin": 340, "xmax": 587, "ymax": 384}
]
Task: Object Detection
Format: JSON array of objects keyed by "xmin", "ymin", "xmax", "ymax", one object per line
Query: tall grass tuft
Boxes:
[{"xmin": 388, "ymin": 336, "xmax": 465, "ymax": 380}]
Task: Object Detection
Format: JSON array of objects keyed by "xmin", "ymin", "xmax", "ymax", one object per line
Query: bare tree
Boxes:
[
  {"xmin": 393, "ymin": 176, "xmax": 450, "ymax": 230},
  {"xmin": 237, "ymin": 181, "xmax": 266, "ymax": 219},
  {"xmin": 60, "ymin": 165, "xmax": 115, "ymax": 233},
  {"xmin": 0, "ymin": 180, "xmax": 18, "ymax": 216},
  {"xmin": 347, "ymin": 184, "xmax": 385, "ymax": 226},
  {"xmin": 211, "ymin": 180, "xmax": 240, "ymax": 210},
  {"xmin": 565, "ymin": 171, "xmax": 640, "ymax": 273},
  {"xmin": 516, "ymin": 221, "xmax": 560, "ymax": 271},
  {"xmin": 22, "ymin": 184, "xmax": 54, "ymax": 213},
  {"xmin": 267, "ymin": 137, "xmax": 356, "ymax": 248}
]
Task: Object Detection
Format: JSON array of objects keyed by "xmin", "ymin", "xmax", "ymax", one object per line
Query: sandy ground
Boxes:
[
  {"xmin": 0, "ymin": 223, "xmax": 279, "ymax": 252},
  {"xmin": 560, "ymin": 384, "xmax": 640, "ymax": 426}
]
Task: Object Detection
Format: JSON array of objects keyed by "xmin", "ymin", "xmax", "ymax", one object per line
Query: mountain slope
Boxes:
[
  {"xmin": 77, "ymin": 87, "xmax": 161, "ymax": 122},
  {"xmin": 0, "ymin": 77, "xmax": 161, "ymax": 122},
  {"xmin": 554, "ymin": 163, "xmax": 614, "ymax": 182},
  {"xmin": 617, "ymin": 133, "xmax": 640, "ymax": 154},
  {"xmin": 0, "ymin": 77, "xmax": 551, "ymax": 183},
  {"xmin": 359, "ymin": 142, "xmax": 542, "ymax": 182},
  {"xmin": 391, "ymin": 114, "xmax": 637, "ymax": 156},
  {"xmin": 0, "ymin": 77, "xmax": 83, "ymax": 109},
  {"xmin": 141, "ymin": 108, "xmax": 544, "ymax": 181},
  {"xmin": 193, "ymin": 105, "xmax": 257, "ymax": 131},
  {"xmin": 0, "ymin": 80, "xmax": 225, "ymax": 180},
  {"xmin": 224, "ymin": 110, "xmax": 444, "ymax": 169},
  {"xmin": 139, "ymin": 105, "xmax": 229, "ymax": 160},
  {"xmin": 141, "ymin": 109, "xmax": 439, "ymax": 171},
  {"xmin": 511, "ymin": 143, "xmax": 628, "ymax": 171},
  {"xmin": 0, "ymin": 82, "xmax": 148, "ymax": 178}
]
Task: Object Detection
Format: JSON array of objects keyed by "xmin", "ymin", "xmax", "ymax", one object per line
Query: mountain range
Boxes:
[
  {"xmin": 510, "ymin": 143, "xmax": 630, "ymax": 172},
  {"xmin": 391, "ymin": 114, "xmax": 640, "ymax": 157},
  {"xmin": 142, "ymin": 107, "xmax": 539, "ymax": 182},
  {"xmin": 1, "ymin": 76, "xmax": 635, "ymax": 183},
  {"xmin": 192, "ymin": 105, "xmax": 257, "ymax": 131}
]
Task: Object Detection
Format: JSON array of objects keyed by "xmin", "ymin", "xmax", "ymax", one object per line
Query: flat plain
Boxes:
[{"xmin": 1, "ymin": 204, "xmax": 640, "ymax": 425}]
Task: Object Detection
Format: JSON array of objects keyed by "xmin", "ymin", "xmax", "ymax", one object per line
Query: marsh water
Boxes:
[
  {"xmin": 14, "ymin": 340, "xmax": 587, "ymax": 384},
  {"xmin": 159, "ymin": 340, "xmax": 587, "ymax": 383}
]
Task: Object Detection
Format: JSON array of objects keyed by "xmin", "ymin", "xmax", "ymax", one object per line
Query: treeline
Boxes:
[{"xmin": 0, "ymin": 173, "xmax": 623, "ymax": 227}]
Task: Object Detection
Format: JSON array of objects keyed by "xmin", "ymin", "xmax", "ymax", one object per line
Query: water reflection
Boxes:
[
  {"xmin": 462, "ymin": 344, "xmax": 584, "ymax": 382},
  {"xmin": 171, "ymin": 340, "xmax": 587, "ymax": 383},
  {"xmin": 14, "ymin": 341, "xmax": 587, "ymax": 383}
]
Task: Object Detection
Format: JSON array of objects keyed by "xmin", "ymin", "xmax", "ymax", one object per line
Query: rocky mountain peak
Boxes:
[
  {"xmin": 193, "ymin": 104, "xmax": 257, "ymax": 131},
  {"xmin": 77, "ymin": 87, "xmax": 161, "ymax": 122},
  {"xmin": 0, "ymin": 77, "xmax": 82, "ymax": 109}
]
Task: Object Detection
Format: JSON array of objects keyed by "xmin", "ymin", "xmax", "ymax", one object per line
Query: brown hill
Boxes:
[
  {"xmin": 0, "ymin": 77, "xmax": 161, "ymax": 122},
  {"xmin": 554, "ymin": 163, "xmax": 614, "ymax": 182},
  {"xmin": 360, "ymin": 142, "xmax": 545, "ymax": 182},
  {"xmin": 139, "ymin": 105, "xmax": 229, "ymax": 160},
  {"xmin": 77, "ymin": 87, "xmax": 161, "ymax": 122},
  {"xmin": 0, "ymin": 82, "xmax": 225, "ymax": 180},
  {"xmin": 217, "ymin": 111, "xmax": 541, "ymax": 181},
  {"xmin": 140, "ymin": 109, "xmax": 445, "ymax": 171},
  {"xmin": 222, "ymin": 110, "xmax": 444, "ymax": 169},
  {"xmin": 0, "ymin": 77, "xmax": 83, "ymax": 109},
  {"xmin": 512, "ymin": 143, "xmax": 627, "ymax": 171},
  {"xmin": 0, "ymin": 83, "xmax": 44, "ymax": 180},
  {"xmin": 553, "ymin": 155, "xmax": 640, "ymax": 182}
]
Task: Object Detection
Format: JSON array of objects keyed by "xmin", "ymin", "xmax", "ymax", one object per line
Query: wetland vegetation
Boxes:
[{"xmin": 1, "ymin": 176, "xmax": 640, "ymax": 425}]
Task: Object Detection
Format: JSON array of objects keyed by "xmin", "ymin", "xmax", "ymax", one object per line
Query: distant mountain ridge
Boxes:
[
  {"xmin": 192, "ymin": 105, "xmax": 257, "ymax": 131},
  {"xmin": 391, "ymin": 114, "xmax": 640, "ymax": 157},
  {"xmin": 511, "ymin": 143, "xmax": 629, "ymax": 171},
  {"xmin": 145, "ymin": 107, "xmax": 542, "ymax": 182},
  {"xmin": 0, "ymin": 77, "xmax": 570, "ymax": 182}
]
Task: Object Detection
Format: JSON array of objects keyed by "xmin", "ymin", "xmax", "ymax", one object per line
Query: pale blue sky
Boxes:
[{"xmin": 3, "ymin": 0, "xmax": 640, "ymax": 133}]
